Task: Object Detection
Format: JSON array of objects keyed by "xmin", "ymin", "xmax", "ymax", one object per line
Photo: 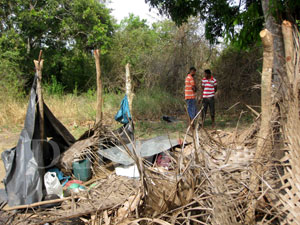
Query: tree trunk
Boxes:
[
  {"xmin": 282, "ymin": 21, "xmax": 295, "ymax": 85},
  {"xmin": 261, "ymin": 0, "xmax": 285, "ymax": 86},
  {"xmin": 94, "ymin": 49, "xmax": 103, "ymax": 124},
  {"xmin": 245, "ymin": 29, "xmax": 274, "ymax": 224}
]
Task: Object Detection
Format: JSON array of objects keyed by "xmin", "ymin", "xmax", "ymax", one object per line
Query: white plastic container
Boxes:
[
  {"xmin": 44, "ymin": 172, "xmax": 63, "ymax": 198},
  {"xmin": 115, "ymin": 164, "xmax": 140, "ymax": 178}
]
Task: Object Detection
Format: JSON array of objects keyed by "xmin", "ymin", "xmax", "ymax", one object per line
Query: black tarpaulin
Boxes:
[{"xmin": 1, "ymin": 74, "xmax": 75, "ymax": 207}]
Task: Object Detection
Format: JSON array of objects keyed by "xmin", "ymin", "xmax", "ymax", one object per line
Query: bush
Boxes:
[
  {"xmin": 0, "ymin": 51, "xmax": 26, "ymax": 99},
  {"xmin": 212, "ymin": 46, "xmax": 262, "ymax": 109},
  {"xmin": 133, "ymin": 87, "xmax": 184, "ymax": 119},
  {"xmin": 44, "ymin": 75, "xmax": 65, "ymax": 96}
]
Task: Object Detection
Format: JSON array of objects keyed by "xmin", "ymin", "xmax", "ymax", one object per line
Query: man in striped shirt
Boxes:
[
  {"xmin": 201, "ymin": 69, "xmax": 217, "ymax": 127},
  {"xmin": 185, "ymin": 67, "xmax": 197, "ymax": 120}
]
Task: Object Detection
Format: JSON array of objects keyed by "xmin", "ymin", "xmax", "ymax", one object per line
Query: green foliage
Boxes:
[
  {"xmin": 230, "ymin": 2, "xmax": 264, "ymax": 49},
  {"xmin": 104, "ymin": 15, "xmax": 214, "ymax": 96},
  {"xmin": 145, "ymin": 0, "xmax": 299, "ymax": 47},
  {"xmin": 212, "ymin": 46, "xmax": 262, "ymax": 108},
  {"xmin": 0, "ymin": 50, "xmax": 25, "ymax": 99},
  {"xmin": 135, "ymin": 120, "xmax": 186, "ymax": 139},
  {"xmin": 103, "ymin": 93, "xmax": 123, "ymax": 116},
  {"xmin": 44, "ymin": 75, "xmax": 65, "ymax": 96},
  {"xmin": 103, "ymin": 14, "xmax": 155, "ymax": 92},
  {"xmin": 0, "ymin": 0, "xmax": 114, "ymax": 94},
  {"xmin": 133, "ymin": 87, "xmax": 184, "ymax": 119},
  {"xmin": 84, "ymin": 88, "xmax": 96, "ymax": 101}
]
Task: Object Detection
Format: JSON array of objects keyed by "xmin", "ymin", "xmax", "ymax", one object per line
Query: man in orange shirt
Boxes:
[{"xmin": 185, "ymin": 67, "xmax": 197, "ymax": 120}]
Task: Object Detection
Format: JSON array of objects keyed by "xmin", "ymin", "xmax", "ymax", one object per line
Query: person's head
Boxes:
[
  {"xmin": 189, "ymin": 67, "xmax": 197, "ymax": 76},
  {"xmin": 204, "ymin": 69, "xmax": 211, "ymax": 79}
]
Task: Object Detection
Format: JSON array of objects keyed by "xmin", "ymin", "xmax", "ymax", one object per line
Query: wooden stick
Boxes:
[
  {"xmin": 34, "ymin": 50, "xmax": 44, "ymax": 146},
  {"xmin": 39, "ymin": 204, "xmax": 114, "ymax": 224},
  {"xmin": 94, "ymin": 49, "xmax": 103, "ymax": 124},
  {"xmin": 4, "ymin": 196, "xmax": 79, "ymax": 211}
]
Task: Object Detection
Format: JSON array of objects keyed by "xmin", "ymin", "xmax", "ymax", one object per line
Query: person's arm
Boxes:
[
  {"xmin": 198, "ymin": 80, "xmax": 204, "ymax": 103},
  {"xmin": 191, "ymin": 77, "xmax": 197, "ymax": 92},
  {"xmin": 192, "ymin": 85, "xmax": 197, "ymax": 92},
  {"xmin": 214, "ymin": 79, "xmax": 218, "ymax": 93}
]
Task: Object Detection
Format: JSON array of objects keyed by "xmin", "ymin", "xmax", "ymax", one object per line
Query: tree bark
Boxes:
[
  {"xmin": 282, "ymin": 21, "xmax": 295, "ymax": 86},
  {"xmin": 245, "ymin": 29, "xmax": 273, "ymax": 224},
  {"xmin": 261, "ymin": 0, "xmax": 285, "ymax": 87},
  {"xmin": 125, "ymin": 63, "xmax": 134, "ymax": 114},
  {"xmin": 34, "ymin": 50, "xmax": 44, "ymax": 143},
  {"xmin": 94, "ymin": 49, "xmax": 103, "ymax": 124}
]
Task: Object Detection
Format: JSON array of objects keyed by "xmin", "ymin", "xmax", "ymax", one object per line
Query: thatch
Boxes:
[
  {"xmin": 274, "ymin": 22, "xmax": 300, "ymax": 225},
  {"xmin": 59, "ymin": 122, "xmax": 131, "ymax": 174}
]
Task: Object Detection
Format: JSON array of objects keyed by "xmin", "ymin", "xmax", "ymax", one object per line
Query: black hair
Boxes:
[
  {"xmin": 189, "ymin": 67, "xmax": 196, "ymax": 72},
  {"xmin": 204, "ymin": 69, "xmax": 211, "ymax": 75}
]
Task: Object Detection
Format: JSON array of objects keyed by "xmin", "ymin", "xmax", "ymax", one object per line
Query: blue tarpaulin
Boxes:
[{"xmin": 115, "ymin": 95, "xmax": 132, "ymax": 124}]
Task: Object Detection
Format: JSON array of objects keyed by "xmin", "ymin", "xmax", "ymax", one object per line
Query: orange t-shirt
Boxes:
[{"xmin": 185, "ymin": 74, "xmax": 196, "ymax": 100}]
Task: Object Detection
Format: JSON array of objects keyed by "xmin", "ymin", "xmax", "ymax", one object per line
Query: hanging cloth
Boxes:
[{"xmin": 115, "ymin": 95, "xmax": 132, "ymax": 124}]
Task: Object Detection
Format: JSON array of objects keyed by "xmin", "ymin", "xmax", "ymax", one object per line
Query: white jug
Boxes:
[{"xmin": 44, "ymin": 172, "xmax": 63, "ymax": 198}]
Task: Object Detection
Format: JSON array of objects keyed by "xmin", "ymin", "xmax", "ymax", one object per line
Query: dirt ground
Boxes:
[{"xmin": 0, "ymin": 131, "xmax": 19, "ymax": 189}]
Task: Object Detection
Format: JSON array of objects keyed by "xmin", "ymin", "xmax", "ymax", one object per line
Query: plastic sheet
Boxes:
[
  {"xmin": 98, "ymin": 135, "xmax": 180, "ymax": 166},
  {"xmin": 1, "ymin": 75, "xmax": 75, "ymax": 206}
]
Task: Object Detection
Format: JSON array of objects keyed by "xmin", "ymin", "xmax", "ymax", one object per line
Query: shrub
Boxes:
[
  {"xmin": 133, "ymin": 87, "xmax": 184, "ymax": 119},
  {"xmin": 44, "ymin": 75, "xmax": 65, "ymax": 97}
]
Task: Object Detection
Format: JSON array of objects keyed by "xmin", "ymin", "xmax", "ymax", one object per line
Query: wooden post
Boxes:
[
  {"xmin": 125, "ymin": 63, "xmax": 134, "ymax": 114},
  {"xmin": 94, "ymin": 49, "xmax": 102, "ymax": 124},
  {"xmin": 245, "ymin": 29, "xmax": 273, "ymax": 224},
  {"xmin": 34, "ymin": 50, "xmax": 45, "ymax": 143},
  {"xmin": 282, "ymin": 20, "xmax": 295, "ymax": 87}
]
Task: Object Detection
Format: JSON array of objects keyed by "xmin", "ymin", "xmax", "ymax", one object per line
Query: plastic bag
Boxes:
[
  {"xmin": 115, "ymin": 95, "xmax": 132, "ymax": 124},
  {"xmin": 44, "ymin": 172, "xmax": 63, "ymax": 198}
]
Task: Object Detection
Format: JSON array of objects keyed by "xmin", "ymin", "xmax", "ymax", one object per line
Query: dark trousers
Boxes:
[{"xmin": 202, "ymin": 97, "xmax": 215, "ymax": 120}]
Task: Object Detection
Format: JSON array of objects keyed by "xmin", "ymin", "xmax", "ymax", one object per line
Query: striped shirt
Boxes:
[
  {"xmin": 185, "ymin": 74, "xmax": 196, "ymax": 99},
  {"xmin": 202, "ymin": 76, "xmax": 217, "ymax": 98}
]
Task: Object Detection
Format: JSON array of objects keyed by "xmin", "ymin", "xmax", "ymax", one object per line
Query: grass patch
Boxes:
[
  {"xmin": 0, "ymin": 88, "xmax": 254, "ymax": 141},
  {"xmin": 135, "ymin": 119, "xmax": 186, "ymax": 139},
  {"xmin": 0, "ymin": 91, "xmax": 123, "ymax": 139},
  {"xmin": 201, "ymin": 109, "xmax": 255, "ymax": 130}
]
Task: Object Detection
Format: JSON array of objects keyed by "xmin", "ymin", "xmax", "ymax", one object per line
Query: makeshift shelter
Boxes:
[{"xmin": 1, "ymin": 75, "xmax": 75, "ymax": 207}]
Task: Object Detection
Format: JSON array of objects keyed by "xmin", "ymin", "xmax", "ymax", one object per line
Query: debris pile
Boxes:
[{"xmin": 1, "ymin": 20, "xmax": 300, "ymax": 225}]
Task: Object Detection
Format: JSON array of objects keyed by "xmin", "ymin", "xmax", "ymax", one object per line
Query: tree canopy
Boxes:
[
  {"xmin": 145, "ymin": 0, "xmax": 300, "ymax": 47},
  {"xmin": 0, "ymin": 0, "xmax": 114, "ymax": 94}
]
